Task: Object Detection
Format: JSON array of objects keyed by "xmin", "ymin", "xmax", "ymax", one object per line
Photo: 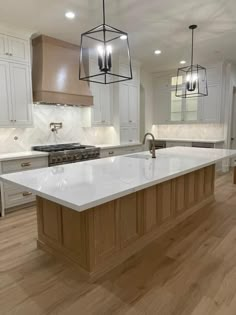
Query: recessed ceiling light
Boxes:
[
  {"xmin": 65, "ymin": 11, "xmax": 75, "ymax": 19},
  {"xmin": 154, "ymin": 50, "xmax": 162, "ymax": 55},
  {"xmin": 120, "ymin": 35, "xmax": 127, "ymax": 40},
  {"xmin": 180, "ymin": 60, "xmax": 186, "ymax": 64}
]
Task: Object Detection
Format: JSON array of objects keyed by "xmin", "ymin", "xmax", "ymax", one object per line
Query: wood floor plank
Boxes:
[{"xmin": 0, "ymin": 172, "xmax": 236, "ymax": 314}]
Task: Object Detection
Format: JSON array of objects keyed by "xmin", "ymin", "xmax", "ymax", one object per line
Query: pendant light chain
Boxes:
[
  {"xmin": 103, "ymin": 0, "xmax": 106, "ymax": 25},
  {"xmin": 191, "ymin": 27, "xmax": 194, "ymax": 66}
]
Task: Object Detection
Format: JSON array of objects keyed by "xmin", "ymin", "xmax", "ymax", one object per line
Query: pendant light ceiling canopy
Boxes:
[
  {"xmin": 175, "ymin": 25, "xmax": 208, "ymax": 98},
  {"xmin": 79, "ymin": 0, "xmax": 132, "ymax": 84}
]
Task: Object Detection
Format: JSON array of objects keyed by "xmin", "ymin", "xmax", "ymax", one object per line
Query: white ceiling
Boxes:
[{"xmin": 1, "ymin": 0, "xmax": 236, "ymax": 72}]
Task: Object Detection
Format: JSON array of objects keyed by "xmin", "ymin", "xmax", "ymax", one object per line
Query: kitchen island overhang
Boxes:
[{"xmin": 1, "ymin": 147, "xmax": 236, "ymax": 280}]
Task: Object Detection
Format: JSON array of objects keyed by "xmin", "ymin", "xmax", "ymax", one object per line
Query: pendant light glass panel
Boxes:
[{"xmin": 79, "ymin": 1, "xmax": 132, "ymax": 84}]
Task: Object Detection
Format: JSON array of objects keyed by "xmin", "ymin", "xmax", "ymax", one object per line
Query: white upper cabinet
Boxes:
[
  {"xmin": 10, "ymin": 63, "xmax": 32, "ymax": 126},
  {"xmin": 90, "ymin": 82, "xmax": 113, "ymax": 126},
  {"xmin": 90, "ymin": 59, "xmax": 113, "ymax": 126},
  {"xmin": 0, "ymin": 34, "xmax": 8, "ymax": 59},
  {"xmin": 153, "ymin": 88, "xmax": 170, "ymax": 124},
  {"xmin": 120, "ymin": 83, "xmax": 139, "ymax": 127},
  {"xmin": 0, "ymin": 34, "xmax": 29, "ymax": 64},
  {"xmin": 120, "ymin": 127, "xmax": 138, "ymax": 144},
  {"xmin": 8, "ymin": 36, "xmax": 29, "ymax": 63},
  {"xmin": 0, "ymin": 61, "xmax": 32, "ymax": 127},
  {"xmin": 0, "ymin": 61, "xmax": 13, "ymax": 126},
  {"xmin": 200, "ymin": 85, "xmax": 221, "ymax": 123},
  {"xmin": 0, "ymin": 31, "xmax": 32, "ymax": 127}
]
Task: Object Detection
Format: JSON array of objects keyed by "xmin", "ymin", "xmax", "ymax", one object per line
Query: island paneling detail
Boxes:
[{"xmin": 37, "ymin": 165, "xmax": 215, "ymax": 279}]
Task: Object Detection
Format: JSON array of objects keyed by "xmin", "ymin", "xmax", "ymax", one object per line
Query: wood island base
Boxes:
[{"xmin": 36, "ymin": 165, "xmax": 215, "ymax": 281}]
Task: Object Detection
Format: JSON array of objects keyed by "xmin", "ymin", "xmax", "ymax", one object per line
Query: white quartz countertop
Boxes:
[
  {"xmin": 1, "ymin": 147, "xmax": 236, "ymax": 212},
  {"xmin": 0, "ymin": 151, "xmax": 48, "ymax": 162},
  {"xmin": 155, "ymin": 138, "xmax": 225, "ymax": 144}
]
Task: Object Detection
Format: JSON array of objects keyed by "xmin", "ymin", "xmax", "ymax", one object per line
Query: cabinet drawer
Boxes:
[
  {"xmin": 4, "ymin": 185, "xmax": 35, "ymax": 208},
  {"xmin": 2, "ymin": 157, "xmax": 48, "ymax": 174}
]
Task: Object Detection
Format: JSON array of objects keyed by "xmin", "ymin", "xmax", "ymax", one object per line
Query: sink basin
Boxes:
[{"xmin": 125, "ymin": 154, "xmax": 152, "ymax": 160}]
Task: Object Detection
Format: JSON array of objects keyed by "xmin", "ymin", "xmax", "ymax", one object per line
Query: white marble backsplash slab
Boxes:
[
  {"xmin": 0, "ymin": 105, "xmax": 117, "ymax": 153},
  {"xmin": 152, "ymin": 124, "xmax": 225, "ymax": 141}
]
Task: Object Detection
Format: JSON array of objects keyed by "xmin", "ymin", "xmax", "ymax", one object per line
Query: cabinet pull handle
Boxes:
[
  {"xmin": 21, "ymin": 162, "xmax": 31, "ymax": 167},
  {"xmin": 109, "ymin": 151, "xmax": 114, "ymax": 155},
  {"xmin": 22, "ymin": 191, "xmax": 32, "ymax": 197}
]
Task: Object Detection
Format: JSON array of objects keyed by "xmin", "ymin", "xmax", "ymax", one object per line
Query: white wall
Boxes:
[{"xmin": 0, "ymin": 104, "xmax": 117, "ymax": 153}]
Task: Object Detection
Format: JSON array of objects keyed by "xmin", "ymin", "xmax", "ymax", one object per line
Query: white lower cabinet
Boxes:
[
  {"xmin": 0, "ymin": 61, "xmax": 32, "ymax": 127},
  {"xmin": 0, "ymin": 156, "xmax": 48, "ymax": 216}
]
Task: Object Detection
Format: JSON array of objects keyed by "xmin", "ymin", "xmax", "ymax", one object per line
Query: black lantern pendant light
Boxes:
[
  {"xmin": 175, "ymin": 25, "xmax": 208, "ymax": 98},
  {"xmin": 79, "ymin": 0, "xmax": 132, "ymax": 84}
]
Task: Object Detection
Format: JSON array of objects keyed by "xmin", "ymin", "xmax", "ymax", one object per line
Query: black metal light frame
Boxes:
[
  {"xmin": 79, "ymin": 0, "xmax": 132, "ymax": 84},
  {"xmin": 175, "ymin": 25, "xmax": 208, "ymax": 98}
]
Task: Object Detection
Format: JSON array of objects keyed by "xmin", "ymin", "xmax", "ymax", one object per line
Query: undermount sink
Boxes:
[{"xmin": 125, "ymin": 154, "xmax": 152, "ymax": 160}]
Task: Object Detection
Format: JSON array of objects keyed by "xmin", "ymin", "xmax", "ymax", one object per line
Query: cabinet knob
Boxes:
[
  {"xmin": 5, "ymin": 52, "xmax": 9, "ymax": 55},
  {"xmin": 9, "ymin": 53, "xmax": 13, "ymax": 56},
  {"xmin": 109, "ymin": 151, "xmax": 114, "ymax": 155}
]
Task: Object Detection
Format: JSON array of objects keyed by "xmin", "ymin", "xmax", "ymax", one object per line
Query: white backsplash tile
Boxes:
[
  {"xmin": 0, "ymin": 105, "xmax": 118, "ymax": 153},
  {"xmin": 152, "ymin": 124, "xmax": 225, "ymax": 141}
]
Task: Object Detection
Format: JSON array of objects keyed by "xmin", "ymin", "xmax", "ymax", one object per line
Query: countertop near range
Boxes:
[
  {"xmin": 99, "ymin": 143, "xmax": 143, "ymax": 149},
  {"xmin": 1, "ymin": 147, "xmax": 236, "ymax": 213},
  {"xmin": 0, "ymin": 151, "xmax": 49, "ymax": 162},
  {"xmin": 155, "ymin": 138, "xmax": 225, "ymax": 144}
]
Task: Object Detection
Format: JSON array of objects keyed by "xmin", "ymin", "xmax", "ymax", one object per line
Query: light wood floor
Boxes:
[{"xmin": 0, "ymin": 172, "xmax": 236, "ymax": 315}]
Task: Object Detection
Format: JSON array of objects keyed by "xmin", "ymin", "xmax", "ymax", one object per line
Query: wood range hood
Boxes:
[{"xmin": 32, "ymin": 35, "xmax": 93, "ymax": 106}]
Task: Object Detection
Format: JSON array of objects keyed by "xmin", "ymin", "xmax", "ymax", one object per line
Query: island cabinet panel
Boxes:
[
  {"xmin": 157, "ymin": 181, "xmax": 174, "ymax": 224},
  {"xmin": 39, "ymin": 199, "xmax": 62, "ymax": 243},
  {"xmin": 196, "ymin": 168, "xmax": 205, "ymax": 201},
  {"xmin": 93, "ymin": 201, "xmax": 118, "ymax": 265},
  {"xmin": 143, "ymin": 186, "xmax": 158, "ymax": 233},
  {"xmin": 173, "ymin": 175, "xmax": 186, "ymax": 215},
  {"xmin": 204, "ymin": 165, "xmax": 215, "ymax": 197},
  {"xmin": 61, "ymin": 207, "xmax": 89, "ymax": 269},
  {"xmin": 118, "ymin": 192, "xmax": 142, "ymax": 249},
  {"xmin": 185, "ymin": 172, "xmax": 197, "ymax": 209}
]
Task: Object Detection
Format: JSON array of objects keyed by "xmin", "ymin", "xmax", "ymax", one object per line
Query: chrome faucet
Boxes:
[{"xmin": 142, "ymin": 133, "xmax": 156, "ymax": 158}]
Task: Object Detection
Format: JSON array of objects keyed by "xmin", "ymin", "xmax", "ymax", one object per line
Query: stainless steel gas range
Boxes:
[{"xmin": 32, "ymin": 143, "xmax": 100, "ymax": 166}]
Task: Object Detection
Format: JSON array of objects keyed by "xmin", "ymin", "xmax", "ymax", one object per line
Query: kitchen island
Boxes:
[{"xmin": 1, "ymin": 147, "xmax": 236, "ymax": 280}]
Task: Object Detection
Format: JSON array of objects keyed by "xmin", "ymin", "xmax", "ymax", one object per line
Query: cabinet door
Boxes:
[
  {"xmin": 10, "ymin": 63, "xmax": 32, "ymax": 126},
  {"xmin": 120, "ymin": 83, "xmax": 129, "ymax": 126},
  {"xmin": 201, "ymin": 85, "xmax": 220, "ymax": 123},
  {"xmin": 0, "ymin": 61, "xmax": 13, "ymax": 126},
  {"xmin": 153, "ymin": 89, "xmax": 170, "ymax": 124},
  {"xmin": 8, "ymin": 36, "xmax": 29, "ymax": 63},
  {"xmin": 91, "ymin": 83, "xmax": 102, "ymax": 125},
  {"xmin": 129, "ymin": 127, "xmax": 138, "ymax": 143},
  {"xmin": 101, "ymin": 84, "xmax": 112, "ymax": 125},
  {"xmin": 0, "ymin": 34, "xmax": 9, "ymax": 60},
  {"xmin": 120, "ymin": 127, "xmax": 138, "ymax": 144},
  {"xmin": 128, "ymin": 85, "xmax": 138, "ymax": 126}
]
